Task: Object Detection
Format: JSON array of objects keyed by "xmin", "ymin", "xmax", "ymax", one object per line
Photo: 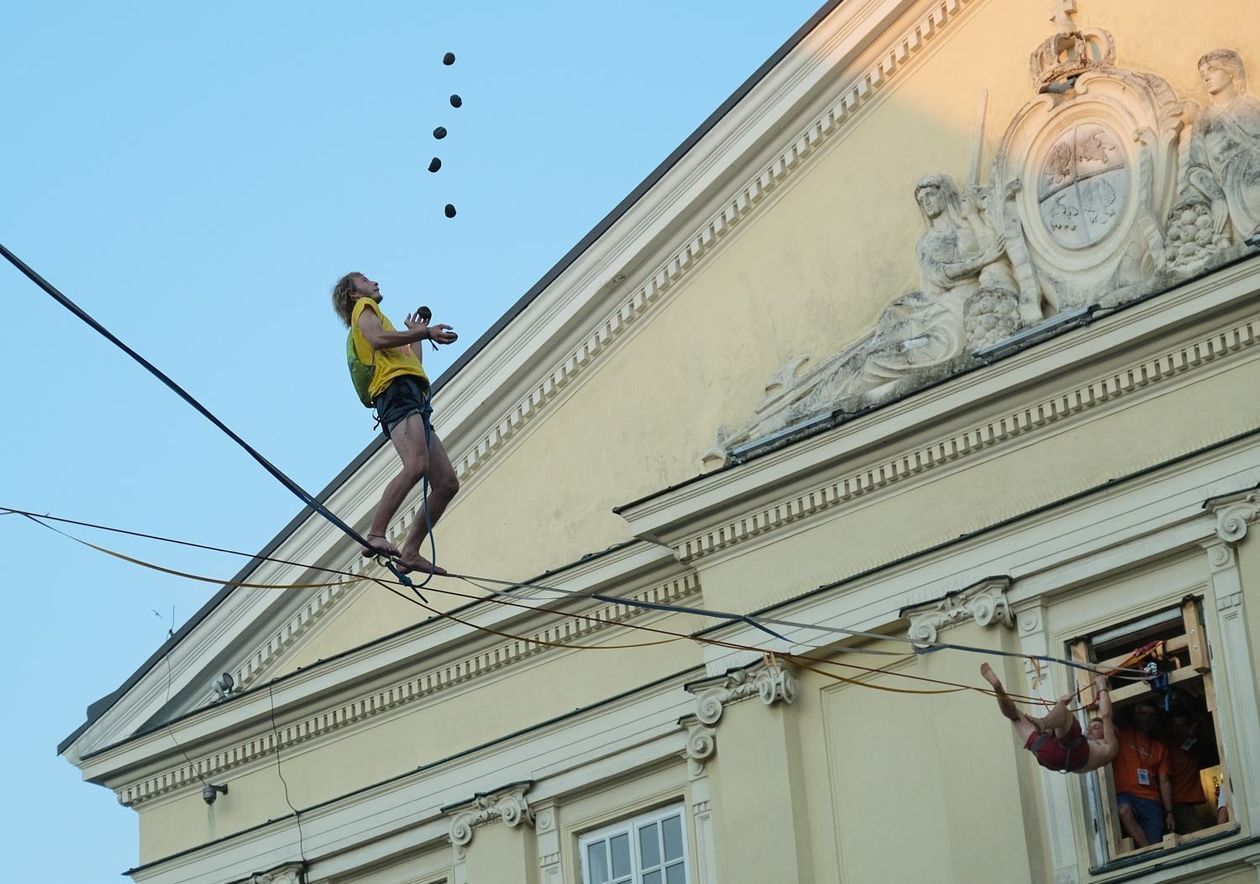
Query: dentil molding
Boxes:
[
  {"xmin": 116, "ymin": 575, "xmax": 701, "ymax": 808},
  {"xmin": 905, "ymin": 576, "xmax": 1014, "ymax": 645},
  {"xmin": 666, "ymin": 314, "xmax": 1259, "ymax": 564}
]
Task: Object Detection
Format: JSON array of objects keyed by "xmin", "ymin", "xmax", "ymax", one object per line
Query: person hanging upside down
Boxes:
[
  {"xmin": 981, "ymin": 662, "xmax": 1119, "ymax": 773},
  {"xmin": 331, "ymin": 272, "xmax": 459, "ymax": 574}
]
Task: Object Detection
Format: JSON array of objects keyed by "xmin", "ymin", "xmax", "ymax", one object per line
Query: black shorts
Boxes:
[{"xmin": 373, "ymin": 375, "xmax": 430, "ymax": 439}]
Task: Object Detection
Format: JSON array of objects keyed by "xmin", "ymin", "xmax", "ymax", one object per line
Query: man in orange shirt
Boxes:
[
  {"xmin": 1166, "ymin": 713, "xmax": 1208, "ymax": 834},
  {"xmin": 1113, "ymin": 701, "xmax": 1174, "ymax": 847}
]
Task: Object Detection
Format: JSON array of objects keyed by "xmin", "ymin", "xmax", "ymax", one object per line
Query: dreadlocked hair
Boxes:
[{"xmin": 331, "ymin": 272, "xmax": 362, "ymax": 327}]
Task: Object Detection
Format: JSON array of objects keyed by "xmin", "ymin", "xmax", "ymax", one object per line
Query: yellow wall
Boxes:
[
  {"xmin": 136, "ymin": 613, "xmax": 700, "ymax": 861},
  {"xmin": 275, "ymin": 0, "xmax": 1260, "ymax": 669},
  {"xmin": 330, "ymin": 0, "xmax": 1259, "ymax": 617},
  {"xmin": 128, "ymin": 0, "xmax": 1260, "ymax": 875}
]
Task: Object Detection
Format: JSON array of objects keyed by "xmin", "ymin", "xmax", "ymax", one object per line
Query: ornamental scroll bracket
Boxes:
[
  {"xmin": 678, "ymin": 715, "xmax": 717, "ymax": 778},
  {"xmin": 905, "ymin": 576, "xmax": 1014, "ymax": 646},
  {"xmin": 245, "ymin": 865, "xmax": 304, "ymax": 884},
  {"xmin": 686, "ymin": 657, "xmax": 799, "ymax": 729},
  {"xmin": 1206, "ymin": 490, "xmax": 1260, "ymax": 545},
  {"xmin": 444, "ymin": 781, "xmax": 536, "ymax": 858}
]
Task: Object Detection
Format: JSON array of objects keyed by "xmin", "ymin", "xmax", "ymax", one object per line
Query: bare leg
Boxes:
[
  {"xmin": 1036, "ymin": 693, "xmax": 1076, "ymax": 737},
  {"xmin": 981, "ymin": 663, "xmax": 1038, "ymax": 744},
  {"xmin": 981, "ymin": 663, "xmax": 1020, "ymax": 721},
  {"xmin": 398, "ymin": 431, "xmax": 460, "ymax": 569},
  {"xmin": 365, "ymin": 413, "xmax": 429, "ymax": 561}
]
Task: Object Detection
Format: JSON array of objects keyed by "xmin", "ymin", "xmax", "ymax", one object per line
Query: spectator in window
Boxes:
[
  {"xmin": 980, "ymin": 664, "xmax": 1118, "ymax": 773},
  {"xmin": 1165, "ymin": 713, "xmax": 1208, "ymax": 834},
  {"xmin": 1113, "ymin": 701, "xmax": 1174, "ymax": 847}
]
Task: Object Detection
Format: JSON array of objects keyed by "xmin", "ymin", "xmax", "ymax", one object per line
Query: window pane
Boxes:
[
  {"xmin": 662, "ymin": 814, "xmax": 683, "ymax": 861},
  {"xmin": 665, "ymin": 862, "xmax": 686, "ymax": 884},
  {"xmin": 610, "ymin": 833, "xmax": 631, "ymax": 878},
  {"xmin": 638, "ymin": 822, "xmax": 662, "ymax": 868},
  {"xmin": 587, "ymin": 841, "xmax": 609, "ymax": 884},
  {"xmin": 643, "ymin": 871, "xmax": 662, "ymax": 884}
]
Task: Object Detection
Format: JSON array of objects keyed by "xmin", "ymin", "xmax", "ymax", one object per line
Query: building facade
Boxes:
[{"xmin": 62, "ymin": 1, "xmax": 1260, "ymax": 882}]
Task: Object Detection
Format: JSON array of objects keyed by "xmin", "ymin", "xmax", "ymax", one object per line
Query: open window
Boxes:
[{"xmin": 1071, "ymin": 598, "xmax": 1237, "ymax": 864}]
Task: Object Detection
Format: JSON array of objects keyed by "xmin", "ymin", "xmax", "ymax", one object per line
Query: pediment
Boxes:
[
  {"xmin": 67, "ymin": 0, "xmax": 1260, "ymax": 770},
  {"xmin": 712, "ymin": 9, "xmax": 1260, "ymax": 461}
]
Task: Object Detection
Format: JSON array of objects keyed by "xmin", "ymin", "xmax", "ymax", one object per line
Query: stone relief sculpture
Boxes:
[
  {"xmin": 1183, "ymin": 50, "xmax": 1260, "ymax": 244},
  {"xmin": 705, "ymin": 7, "xmax": 1259, "ymax": 467},
  {"xmin": 707, "ymin": 175, "xmax": 1029, "ymax": 453}
]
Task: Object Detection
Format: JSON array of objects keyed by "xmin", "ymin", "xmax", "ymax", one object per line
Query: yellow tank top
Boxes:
[{"xmin": 349, "ymin": 298, "xmax": 428, "ymax": 400}]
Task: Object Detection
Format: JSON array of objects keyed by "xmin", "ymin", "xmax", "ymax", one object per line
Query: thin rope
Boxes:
[
  {"xmin": 2, "ymin": 503, "xmax": 1138, "ymax": 686},
  {"xmin": 0, "ymin": 243, "xmax": 424, "ymax": 599},
  {"xmin": 11, "ymin": 512, "xmax": 1069, "ymax": 706}
]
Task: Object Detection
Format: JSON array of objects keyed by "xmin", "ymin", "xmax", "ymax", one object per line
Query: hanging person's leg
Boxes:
[{"xmin": 981, "ymin": 662, "xmax": 1038, "ymax": 743}]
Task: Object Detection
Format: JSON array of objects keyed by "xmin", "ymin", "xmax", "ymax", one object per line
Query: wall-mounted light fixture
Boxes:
[{"xmin": 202, "ymin": 782, "xmax": 229, "ymax": 805}]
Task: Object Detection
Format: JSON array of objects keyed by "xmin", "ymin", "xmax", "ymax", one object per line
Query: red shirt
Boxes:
[{"xmin": 1113, "ymin": 727, "xmax": 1168, "ymax": 801}]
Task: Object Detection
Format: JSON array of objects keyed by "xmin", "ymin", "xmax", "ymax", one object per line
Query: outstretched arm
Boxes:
[{"xmin": 358, "ymin": 308, "xmax": 456, "ymax": 351}]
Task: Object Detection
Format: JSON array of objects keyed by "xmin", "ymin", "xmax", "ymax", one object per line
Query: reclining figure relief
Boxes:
[
  {"xmin": 706, "ymin": 40, "xmax": 1260, "ymax": 469},
  {"xmin": 710, "ymin": 173, "xmax": 1037, "ymax": 459}
]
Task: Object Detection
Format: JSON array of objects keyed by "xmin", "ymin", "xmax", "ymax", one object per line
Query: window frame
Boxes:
[
  {"xmin": 1070, "ymin": 596, "xmax": 1239, "ymax": 866},
  {"xmin": 577, "ymin": 803, "xmax": 691, "ymax": 884}
]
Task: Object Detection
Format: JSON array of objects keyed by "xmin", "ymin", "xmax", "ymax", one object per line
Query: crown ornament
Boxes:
[{"xmin": 1030, "ymin": 0, "xmax": 1116, "ymax": 91}]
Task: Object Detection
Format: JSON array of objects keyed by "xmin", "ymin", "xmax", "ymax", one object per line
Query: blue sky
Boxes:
[{"xmin": 1, "ymin": 1, "xmax": 825, "ymax": 879}]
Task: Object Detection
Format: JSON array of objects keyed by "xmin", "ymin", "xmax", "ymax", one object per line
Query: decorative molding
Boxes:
[
  {"xmin": 116, "ymin": 575, "xmax": 701, "ymax": 807},
  {"xmin": 672, "ymin": 317, "xmax": 1258, "ymax": 563},
  {"xmin": 688, "ymin": 658, "xmax": 799, "ymax": 728},
  {"xmin": 232, "ymin": 577, "xmax": 363, "ymax": 693},
  {"xmin": 1016, "ymin": 608, "xmax": 1042, "ymax": 638},
  {"xmin": 446, "ymin": 782, "xmax": 535, "ymax": 858},
  {"xmin": 680, "ymin": 717, "xmax": 717, "ymax": 778},
  {"xmin": 1205, "ymin": 541, "xmax": 1234, "ymax": 572},
  {"xmin": 906, "ymin": 576, "xmax": 1013, "ymax": 645},
  {"xmin": 244, "ymin": 864, "xmax": 303, "ymax": 884},
  {"xmin": 422, "ymin": 0, "xmax": 985, "ymax": 494},
  {"xmin": 534, "ymin": 799, "xmax": 562, "ymax": 884},
  {"xmin": 1207, "ymin": 489, "xmax": 1260, "ymax": 545}
]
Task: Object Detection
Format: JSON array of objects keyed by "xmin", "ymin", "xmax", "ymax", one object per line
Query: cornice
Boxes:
[
  {"xmin": 231, "ymin": 578, "xmax": 365, "ymax": 694},
  {"xmin": 618, "ymin": 267, "xmax": 1260, "ymax": 564},
  {"xmin": 113, "ymin": 573, "xmax": 701, "ymax": 807},
  {"xmin": 67, "ymin": 0, "xmax": 985, "ymax": 763},
  {"xmin": 432, "ymin": 0, "xmax": 985, "ymax": 492},
  {"xmin": 693, "ymin": 433, "xmax": 1260, "ymax": 680},
  {"xmin": 127, "ymin": 670, "xmax": 699, "ymax": 883}
]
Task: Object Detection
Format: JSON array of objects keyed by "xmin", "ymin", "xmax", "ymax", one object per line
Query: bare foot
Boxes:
[
  {"xmin": 396, "ymin": 552, "xmax": 448, "ymax": 576},
  {"xmin": 980, "ymin": 662, "xmax": 1003, "ymax": 690},
  {"xmin": 361, "ymin": 533, "xmax": 400, "ymax": 559}
]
